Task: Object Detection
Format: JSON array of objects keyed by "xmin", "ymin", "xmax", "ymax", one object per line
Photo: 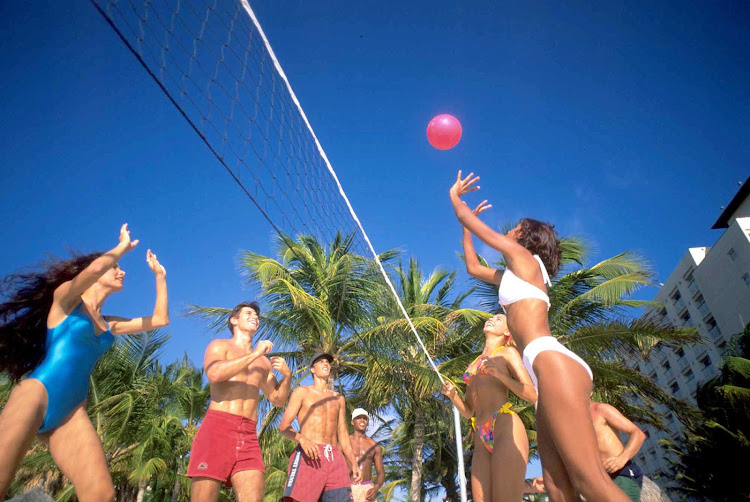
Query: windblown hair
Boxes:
[
  {"xmin": 515, "ymin": 218, "xmax": 562, "ymax": 277},
  {"xmin": 227, "ymin": 301, "xmax": 261, "ymax": 335},
  {"xmin": 0, "ymin": 252, "xmax": 101, "ymax": 382}
]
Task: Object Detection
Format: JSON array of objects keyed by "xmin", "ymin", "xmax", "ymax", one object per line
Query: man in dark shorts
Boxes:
[
  {"xmin": 590, "ymin": 399, "xmax": 647, "ymax": 502},
  {"xmin": 348, "ymin": 409, "xmax": 384, "ymax": 502},
  {"xmin": 187, "ymin": 301, "xmax": 292, "ymax": 502},
  {"xmin": 279, "ymin": 353, "xmax": 362, "ymax": 501}
]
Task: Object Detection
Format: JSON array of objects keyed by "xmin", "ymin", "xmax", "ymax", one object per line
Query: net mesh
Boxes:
[
  {"xmin": 92, "ymin": 0, "xmax": 358, "ymax": 244},
  {"xmin": 90, "ymin": 0, "xmax": 468, "ymax": 494}
]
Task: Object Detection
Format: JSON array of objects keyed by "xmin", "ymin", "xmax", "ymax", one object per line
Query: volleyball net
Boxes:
[{"xmin": 90, "ymin": 0, "xmax": 468, "ymax": 497}]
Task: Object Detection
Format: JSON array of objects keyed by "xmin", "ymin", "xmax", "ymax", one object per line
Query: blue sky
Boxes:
[{"xmin": 1, "ymin": 0, "xmax": 748, "ymax": 487}]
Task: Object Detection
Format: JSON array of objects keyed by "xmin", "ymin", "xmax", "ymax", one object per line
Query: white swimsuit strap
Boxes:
[{"xmin": 533, "ymin": 255, "xmax": 552, "ymax": 286}]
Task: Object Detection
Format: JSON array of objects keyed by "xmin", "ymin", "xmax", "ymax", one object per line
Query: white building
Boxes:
[{"xmin": 632, "ymin": 178, "xmax": 750, "ymax": 481}]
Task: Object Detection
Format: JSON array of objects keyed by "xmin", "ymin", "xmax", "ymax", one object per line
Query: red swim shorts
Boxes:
[
  {"xmin": 282, "ymin": 444, "xmax": 353, "ymax": 502},
  {"xmin": 187, "ymin": 409, "xmax": 264, "ymax": 487}
]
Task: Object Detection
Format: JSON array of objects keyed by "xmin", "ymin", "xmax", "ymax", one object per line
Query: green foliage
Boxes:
[{"xmin": 670, "ymin": 325, "xmax": 750, "ymax": 501}]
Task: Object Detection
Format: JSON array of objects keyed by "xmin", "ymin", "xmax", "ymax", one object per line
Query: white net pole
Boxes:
[{"xmin": 238, "ymin": 2, "xmax": 468, "ymax": 500}]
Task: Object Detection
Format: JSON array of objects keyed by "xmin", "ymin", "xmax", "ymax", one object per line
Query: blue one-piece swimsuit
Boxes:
[{"xmin": 28, "ymin": 302, "xmax": 115, "ymax": 433}]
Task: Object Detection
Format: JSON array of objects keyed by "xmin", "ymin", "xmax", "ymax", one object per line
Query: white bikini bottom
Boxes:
[{"xmin": 522, "ymin": 336, "xmax": 593, "ymax": 391}]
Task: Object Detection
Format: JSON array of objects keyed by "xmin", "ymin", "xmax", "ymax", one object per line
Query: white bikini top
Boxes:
[{"xmin": 498, "ymin": 255, "xmax": 552, "ymax": 312}]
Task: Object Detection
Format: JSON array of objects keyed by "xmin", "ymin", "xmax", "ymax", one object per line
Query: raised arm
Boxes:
[
  {"xmin": 450, "ymin": 171, "xmax": 535, "ymax": 273},
  {"xmin": 462, "ymin": 200, "xmax": 502, "ymax": 285},
  {"xmin": 279, "ymin": 387, "xmax": 319, "ymax": 460},
  {"xmin": 53, "ymin": 223, "xmax": 137, "ymax": 311},
  {"xmin": 107, "ymin": 249, "xmax": 169, "ymax": 335},
  {"xmin": 204, "ymin": 339, "xmax": 273, "ymax": 383},
  {"xmin": 440, "ymin": 380, "xmax": 474, "ymax": 420},
  {"xmin": 599, "ymin": 403, "xmax": 646, "ymax": 473},
  {"xmin": 482, "ymin": 348, "xmax": 538, "ymax": 404},
  {"xmin": 259, "ymin": 356, "xmax": 292, "ymax": 407},
  {"xmin": 337, "ymin": 396, "xmax": 362, "ymax": 483}
]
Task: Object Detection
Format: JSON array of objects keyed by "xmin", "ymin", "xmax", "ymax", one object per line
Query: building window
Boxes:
[
  {"xmin": 671, "ymin": 290, "xmax": 682, "ymax": 302},
  {"xmin": 700, "ymin": 355, "xmax": 712, "ymax": 368},
  {"xmin": 705, "ymin": 316, "xmax": 717, "ymax": 329},
  {"xmin": 684, "ymin": 368, "xmax": 694, "ymax": 381},
  {"xmin": 681, "ymin": 312, "xmax": 692, "ymax": 326},
  {"xmin": 728, "ymin": 248, "xmax": 737, "ymax": 261},
  {"xmin": 649, "ymin": 371, "xmax": 657, "ymax": 380},
  {"xmin": 662, "ymin": 360, "xmax": 671, "ymax": 371},
  {"xmin": 670, "ymin": 382, "xmax": 679, "ymax": 394},
  {"xmin": 676, "ymin": 347, "xmax": 685, "ymax": 358},
  {"xmin": 743, "ymin": 273, "xmax": 750, "ymax": 288}
]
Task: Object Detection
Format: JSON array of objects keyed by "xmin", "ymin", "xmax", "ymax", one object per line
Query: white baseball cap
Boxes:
[{"xmin": 351, "ymin": 408, "xmax": 370, "ymax": 420}]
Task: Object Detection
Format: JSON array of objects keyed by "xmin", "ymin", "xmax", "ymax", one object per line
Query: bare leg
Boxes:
[
  {"xmin": 534, "ymin": 351, "xmax": 630, "ymax": 502},
  {"xmin": 0, "ymin": 379, "xmax": 47, "ymax": 498},
  {"xmin": 490, "ymin": 412, "xmax": 528, "ymax": 502},
  {"xmin": 537, "ymin": 407, "xmax": 577, "ymax": 502},
  {"xmin": 47, "ymin": 405, "xmax": 115, "ymax": 502},
  {"xmin": 230, "ymin": 470, "xmax": 264, "ymax": 502},
  {"xmin": 190, "ymin": 478, "xmax": 222, "ymax": 502},
  {"xmin": 469, "ymin": 437, "xmax": 491, "ymax": 502}
]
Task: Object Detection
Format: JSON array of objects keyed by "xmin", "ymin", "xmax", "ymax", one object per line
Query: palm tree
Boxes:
[{"xmin": 353, "ymin": 257, "xmax": 485, "ymax": 502}]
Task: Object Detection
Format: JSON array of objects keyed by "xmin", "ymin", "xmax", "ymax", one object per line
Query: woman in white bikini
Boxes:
[{"xmin": 450, "ymin": 171, "xmax": 629, "ymax": 502}]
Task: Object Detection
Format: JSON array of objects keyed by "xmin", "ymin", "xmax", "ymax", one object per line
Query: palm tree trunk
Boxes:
[
  {"xmin": 135, "ymin": 478, "xmax": 148, "ymax": 502},
  {"xmin": 410, "ymin": 406, "xmax": 425, "ymax": 502},
  {"xmin": 171, "ymin": 475, "xmax": 181, "ymax": 502}
]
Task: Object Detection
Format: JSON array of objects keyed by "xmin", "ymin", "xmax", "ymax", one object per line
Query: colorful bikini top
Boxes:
[
  {"xmin": 497, "ymin": 254, "xmax": 552, "ymax": 312},
  {"xmin": 463, "ymin": 345, "xmax": 504, "ymax": 384}
]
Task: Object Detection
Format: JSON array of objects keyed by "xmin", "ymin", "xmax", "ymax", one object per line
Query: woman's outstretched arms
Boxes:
[{"xmin": 107, "ymin": 249, "xmax": 169, "ymax": 335}]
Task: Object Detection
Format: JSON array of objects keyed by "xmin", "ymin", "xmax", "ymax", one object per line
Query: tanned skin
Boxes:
[
  {"xmin": 590, "ymin": 401, "xmax": 646, "ymax": 474},
  {"xmin": 191, "ymin": 305, "xmax": 292, "ymax": 502},
  {"xmin": 349, "ymin": 414, "xmax": 384, "ymax": 501},
  {"xmin": 279, "ymin": 357, "xmax": 362, "ymax": 484}
]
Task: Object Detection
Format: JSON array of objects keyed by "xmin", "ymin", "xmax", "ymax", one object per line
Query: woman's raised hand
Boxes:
[
  {"xmin": 146, "ymin": 249, "xmax": 166, "ymax": 277},
  {"xmin": 450, "ymin": 170, "xmax": 481, "ymax": 198},
  {"xmin": 466, "ymin": 199, "xmax": 492, "ymax": 216},
  {"xmin": 117, "ymin": 223, "xmax": 139, "ymax": 253}
]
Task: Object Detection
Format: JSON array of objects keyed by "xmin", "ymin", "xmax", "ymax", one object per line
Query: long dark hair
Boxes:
[
  {"xmin": 515, "ymin": 218, "xmax": 562, "ymax": 277},
  {"xmin": 0, "ymin": 252, "xmax": 101, "ymax": 381}
]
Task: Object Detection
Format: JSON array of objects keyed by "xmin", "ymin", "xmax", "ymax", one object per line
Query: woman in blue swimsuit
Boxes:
[{"xmin": 0, "ymin": 223, "xmax": 169, "ymax": 501}]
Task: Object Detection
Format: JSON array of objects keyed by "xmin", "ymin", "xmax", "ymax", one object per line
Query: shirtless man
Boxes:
[
  {"xmin": 348, "ymin": 409, "xmax": 385, "ymax": 502},
  {"xmin": 279, "ymin": 353, "xmax": 362, "ymax": 501},
  {"xmin": 187, "ymin": 301, "xmax": 292, "ymax": 502},
  {"xmin": 590, "ymin": 400, "xmax": 647, "ymax": 502}
]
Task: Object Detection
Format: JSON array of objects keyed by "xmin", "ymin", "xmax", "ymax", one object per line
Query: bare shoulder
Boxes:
[
  {"xmin": 205, "ymin": 338, "xmax": 230, "ymax": 357},
  {"xmin": 590, "ymin": 401, "xmax": 612, "ymax": 420},
  {"xmin": 497, "ymin": 345, "xmax": 522, "ymax": 360}
]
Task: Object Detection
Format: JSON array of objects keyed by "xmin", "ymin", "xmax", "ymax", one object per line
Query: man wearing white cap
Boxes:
[{"xmin": 349, "ymin": 409, "xmax": 384, "ymax": 502}]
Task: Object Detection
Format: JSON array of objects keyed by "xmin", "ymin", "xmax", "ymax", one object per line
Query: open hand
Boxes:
[
  {"xmin": 118, "ymin": 223, "xmax": 139, "ymax": 252},
  {"xmin": 469, "ymin": 199, "xmax": 492, "ymax": 216},
  {"xmin": 146, "ymin": 249, "xmax": 166, "ymax": 277},
  {"xmin": 450, "ymin": 170, "xmax": 481, "ymax": 198},
  {"xmin": 479, "ymin": 357, "xmax": 502, "ymax": 378}
]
